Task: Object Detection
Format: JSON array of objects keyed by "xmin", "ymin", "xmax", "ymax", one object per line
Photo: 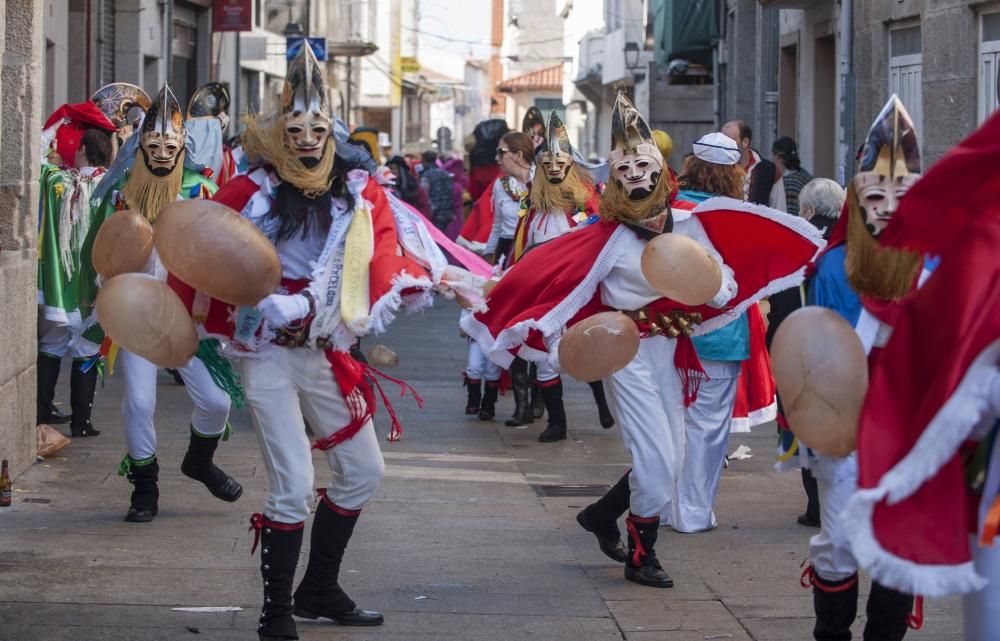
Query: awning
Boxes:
[{"xmin": 652, "ymin": 0, "xmax": 719, "ymax": 67}]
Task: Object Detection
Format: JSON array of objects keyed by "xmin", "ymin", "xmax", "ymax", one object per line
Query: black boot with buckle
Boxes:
[
  {"xmin": 464, "ymin": 376, "xmax": 482, "ymax": 415},
  {"xmin": 576, "ymin": 471, "xmax": 630, "ymax": 563},
  {"xmin": 505, "ymin": 358, "xmax": 534, "ymax": 426},
  {"xmin": 255, "ymin": 516, "xmax": 304, "ymax": 640},
  {"xmin": 624, "ymin": 513, "xmax": 674, "ymax": 588},
  {"xmin": 69, "ymin": 360, "xmax": 101, "ymax": 437},
  {"xmin": 181, "ymin": 427, "xmax": 243, "ymax": 502},
  {"xmin": 124, "ymin": 456, "xmax": 159, "ymax": 522},
  {"xmin": 293, "ymin": 498, "xmax": 384, "ymax": 626},
  {"xmin": 479, "ymin": 380, "xmax": 499, "ymax": 421},
  {"xmin": 538, "ymin": 379, "xmax": 567, "ymax": 442}
]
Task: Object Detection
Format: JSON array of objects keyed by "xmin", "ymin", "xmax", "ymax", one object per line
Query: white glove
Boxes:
[
  {"xmin": 257, "ymin": 293, "xmax": 311, "ymax": 327},
  {"xmin": 40, "ymin": 118, "xmax": 70, "ymax": 161}
]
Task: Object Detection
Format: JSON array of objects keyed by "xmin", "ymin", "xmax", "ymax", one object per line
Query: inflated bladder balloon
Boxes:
[
  {"xmin": 96, "ymin": 273, "xmax": 199, "ymax": 368},
  {"xmin": 640, "ymin": 234, "xmax": 723, "ymax": 306},
  {"xmin": 91, "ymin": 210, "xmax": 154, "ymax": 278},
  {"xmin": 367, "ymin": 344, "xmax": 399, "ymax": 368},
  {"xmin": 558, "ymin": 312, "xmax": 640, "ymax": 382},
  {"xmin": 771, "ymin": 306, "xmax": 868, "ymax": 456},
  {"xmin": 153, "ymin": 199, "xmax": 281, "ymax": 306}
]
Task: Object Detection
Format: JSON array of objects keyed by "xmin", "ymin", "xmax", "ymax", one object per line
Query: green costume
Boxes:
[{"xmin": 37, "ymin": 163, "xmax": 108, "ymax": 355}]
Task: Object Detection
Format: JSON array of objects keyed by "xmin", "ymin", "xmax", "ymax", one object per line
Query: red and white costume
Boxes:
[
  {"xmin": 462, "ymin": 199, "xmax": 824, "ymax": 518},
  {"xmin": 843, "ymin": 112, "xmax": 1000, "ymax": 639}
]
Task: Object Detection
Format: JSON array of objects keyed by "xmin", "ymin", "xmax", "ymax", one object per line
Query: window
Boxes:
[
  {"xmin": 888, "ymin": 24, "xmax": 922, "ymax": 146},
  {"xmin": 980, "ymin": 12, "xmax": 1000, "ymax": 123}
]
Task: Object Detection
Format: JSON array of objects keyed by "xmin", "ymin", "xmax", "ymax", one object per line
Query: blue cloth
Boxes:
[
  {"xmin": 692, "ymin": 312, "xmax": 750, "ymax": 362},
  {"xmin": 807, "ymin": 245, "xmax": 862, "ymax": 325},
  {"xmin": 676, "ymin": 189, "xmax": 714, "ymax": 204}
]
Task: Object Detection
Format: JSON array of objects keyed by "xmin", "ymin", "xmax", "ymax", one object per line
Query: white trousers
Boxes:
[
  {"xmin": 466, "ymin": 339, "xmax": 501, "ymax": 381},
  {"xmin": 604, "ymin": 336, "xmax": 686, "ymax": 518},
  {"xmin": 118, "ymin": 348, "xmax": 231, "ymax": 460},
  {"xmin": 809, "ymin": 454, "xmax": 859, "ymax": 581},
  {"xmin": 670, "ymin": 359, "xmax": 741, "ymax": 532},
  {"xmin": 535, "ymin": 359, "xmax": 559, "ymax": 383},
  {"xmin": 38, "ymin": 316, "xmax": 96, "ymax": 359},
  {"xmin": 242, "ymin": 348, "xmax": 385, "ymax": 524}
]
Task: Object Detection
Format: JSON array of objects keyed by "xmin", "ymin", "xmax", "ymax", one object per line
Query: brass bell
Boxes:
[{"xmin": 666, "ymin": 325, "xmax": 681, "ymax": 338}]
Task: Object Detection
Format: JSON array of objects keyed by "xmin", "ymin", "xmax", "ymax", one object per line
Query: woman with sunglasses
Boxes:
[{"xmin": 484, "ymin": 131, "xmax": 536, "ymax": 266}]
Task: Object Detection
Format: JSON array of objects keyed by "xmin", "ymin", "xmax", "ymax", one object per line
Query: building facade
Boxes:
[{"xmin": 2, "ymin": 0, "xmax": 45, "ymax": 479}]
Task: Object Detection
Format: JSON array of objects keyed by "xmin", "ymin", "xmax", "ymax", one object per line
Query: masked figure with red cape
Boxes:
[
  {"xmin": 462, "ymin": 93, "xmax": 824, "ymax": 588},
  {"xmin": 843, "ymin": 109, "xmax": 1000, "ymax": 641}
]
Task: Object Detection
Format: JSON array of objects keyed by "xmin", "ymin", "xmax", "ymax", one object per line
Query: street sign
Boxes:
[
  {"xmin": 286, "ymin": 37, "xmax": 328, "ymax": 62},
  {"xmin": 212, "ymin": 0, "xmax": 253, "ymax": 32},
  {"xmin": 401, "ymin": 56, "xmax": 421, "ymax": 73}
]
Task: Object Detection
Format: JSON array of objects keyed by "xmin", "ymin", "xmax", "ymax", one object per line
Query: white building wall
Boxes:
[
  {"xmin": 41, "ymin": 0, "xmax": 69, "ymax": 115},
  {"xmin": 503, "ymin": 0, "xmax": 564, "ymax": 77}
]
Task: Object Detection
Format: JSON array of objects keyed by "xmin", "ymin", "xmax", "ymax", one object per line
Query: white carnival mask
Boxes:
[{"xmin": 611, "ymin": 144, "xmax": 662, "ymax": 200}]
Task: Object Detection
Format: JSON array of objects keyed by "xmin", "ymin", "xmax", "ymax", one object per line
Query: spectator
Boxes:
[
  {"xmin": 386, "ymin": 155, "xmax": 432, "ymax": 218},
  {"xmin": 765, "ymin": 176, "xmax": 845, "ymax": 529},
  {"xmin": 772, "ymin": 137, "xmax": 814, "ymax": 217},
  {"xmin": 442, "ymin": 156, "xmax": 469, "ymax": 240},
  {"xmin": 797, "ymin": 177, "xmax": 844, "ymax": 239},
  {"xmin": 721, "ymin": 120, "xmax": 786, "ymax": 210},
  {"xmin": 419, "ymin": 150, "xmax": 457, "ymax": 232}
]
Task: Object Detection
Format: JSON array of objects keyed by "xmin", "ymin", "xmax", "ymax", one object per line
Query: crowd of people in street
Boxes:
[{"xmin": 31, "ymin": 38, "xmax": 998, "ymax": 641}]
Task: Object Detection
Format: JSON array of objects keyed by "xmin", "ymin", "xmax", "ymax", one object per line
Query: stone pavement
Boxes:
[{"xmin": 0, "ymin": 304, "xmax": 960, "ymax": 641}]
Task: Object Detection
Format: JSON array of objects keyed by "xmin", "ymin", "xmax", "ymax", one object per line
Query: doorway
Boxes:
[{"xmin": 813, "ymin": 35, "xmax": 836, "ymax": 178}]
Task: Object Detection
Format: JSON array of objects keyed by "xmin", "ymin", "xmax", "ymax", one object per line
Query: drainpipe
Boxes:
[{"xmin": 838, "ymin": 0, "xmax": 854, "ymax": 185}]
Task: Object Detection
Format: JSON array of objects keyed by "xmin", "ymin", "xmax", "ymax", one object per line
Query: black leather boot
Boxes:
[
  {"xmin": 538, "ymin": 379, "xmax": 567, "ymax": 442},
  {"xmin": 862, "ymin": 582, "xmax": 915, "ymax": 641},
  {"xmin": 589, "ymin": 381, "xmax": 615, "ymax": 429},
  {"xmin": 810, "ymin": 571, "xmax": 858, "ymax": 641},
  {"xmin": 293, "ymin": 498, "xmax": 384, "ymax": 626},
  {"xmin": 529, "ymin": 363, "xmax": 544, "ymax": 419},
  {"xmin": 505, "ymin": 359, "xmax": 534, "ymax": 426},
  {"xmin": 181, "ymin": 428, "xmax": 243, "ymax": 502},
  {"xmin": 479, "ymin": 381, "xmax": 499, "ymax": 421},
  {"xmin": 69, "ymin": 360, "xmax": 100, "ymax": 437},
  {"xmin": 124, "ymin": 457, "xmax": 159, "ymax": 522},
  {"xmin": 256, "ymin": 516, "xmax": 304, "ymax": 640},
  {"xmin": 465, "ymin": 377, "xmax": 482, "ymax": 415},
  {"xmin": 576, "ymin": 471, "xmax": 630, "ymax": 563},
  {"xmin": 37, "ymin": 353, "xmax": 69, "ymax": 425},
  {"xmin": 624, "ymin": 513, "xmax": 673, "ymax": 587}
]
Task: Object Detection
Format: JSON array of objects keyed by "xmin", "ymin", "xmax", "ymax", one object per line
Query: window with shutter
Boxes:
[
  {"xmin": 888, "ymin": 24, "xmax": 922, "ymax": 149},
  {"xmin": 980, "ymin": 12, "xmax": 1000, "ymax": 124}
]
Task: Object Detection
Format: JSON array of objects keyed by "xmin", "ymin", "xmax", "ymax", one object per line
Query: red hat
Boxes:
[{"xmin": 44, "ymin": 102, "xmax": 116, "ymax": 168}]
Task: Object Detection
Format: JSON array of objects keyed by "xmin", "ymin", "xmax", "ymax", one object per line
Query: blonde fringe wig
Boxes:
[{"xmin": 123, "ymin": 149, "xmax": 186, "ymax": 222}]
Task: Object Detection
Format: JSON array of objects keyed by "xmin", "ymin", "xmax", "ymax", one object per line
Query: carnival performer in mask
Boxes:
[
  {"xmin": 842, "ymin": 110, "xmax": 1000, "ymax": 641},
  {"xmin": 175, "ymin": 45, "xmax": 439, "ymax": 639},
  {"xmin": 83, "ymin": 85, "xmax": 240, "ymax": 523},
  {"xmin": 463, "ymin": 93, "xmax": 824, "ymax": 588},
  {"xmin": 799, "ymin": 96, "xmax": 924, "ymax": 641},
  {"xmin": 37, "ymin": 103, "xmax": 117, "ymax": 436},
  {"xmin": 186, "ymin": 82, "xmax": 238, "ymax": 188},
  {"xmin": 503, "ymin": 111, "xmax": 612, "ymax": 441}
]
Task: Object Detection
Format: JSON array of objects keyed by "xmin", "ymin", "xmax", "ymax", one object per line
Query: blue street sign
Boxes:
[{"xmin": 286, "ymin": 37, "xmax": 327, "ymax": 61}]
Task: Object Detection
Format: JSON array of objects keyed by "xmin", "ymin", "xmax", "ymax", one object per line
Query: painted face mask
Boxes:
[
  {"xmin": 539, "ymin": 111, "xmax": 575, "ymax": 184},
  {"xmin": 852, "ymin": 95, "xmax": 921, "ymax": 238},
  {"xmin": 284, "ymin": 111, "xmax": 332, "ymax": 165},
  {"xmin": 138, "ymin": 85, "xmax": 186, "ymax": 176},
  {"xmin": 281, "ymin": 42, "xmax": 334, "ymax": 167},
  {"xmin": 608, "ymin": 93, "xmax": 663, "ymax": 201}
]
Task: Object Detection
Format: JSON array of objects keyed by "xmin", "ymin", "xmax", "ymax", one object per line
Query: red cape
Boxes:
[
  {"xmin": 459, "ymin": 181, "xmax": 495, "ymax": 247},
  {"xmin": 845, "ymin": 112, "xmax": 1000, "ymax": 598},
  {"xmin": 45, "ymin": 102, "xmax": 116, "ymax": 167},
  {"xmin": 462, "ymin": 198, "xmax": 825, "ymax": 370}
]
